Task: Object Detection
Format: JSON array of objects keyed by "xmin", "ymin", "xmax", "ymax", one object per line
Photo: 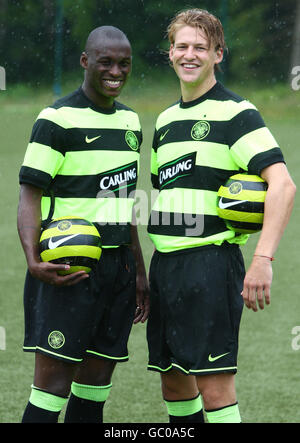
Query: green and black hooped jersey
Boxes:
[
  {"xmin": 147, "ymin": 82, "xmax": 284, "ymax": 253},
  {"xmin": 19, "ymin": 87, "xmax": 142, "ymax": 248}
]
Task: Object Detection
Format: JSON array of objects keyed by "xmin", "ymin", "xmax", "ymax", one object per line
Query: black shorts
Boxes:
[
  {"xmin": 23, "ymin": 246, "xmax": 136, "ymax": 363},
  {"xmin": 147, "ymin": 243, "xmax": 245, "ymax": 376}
]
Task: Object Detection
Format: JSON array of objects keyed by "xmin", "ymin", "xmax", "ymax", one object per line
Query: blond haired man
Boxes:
[{"xmin": 147, "ymin": 9, "xmax": 295, "ymax": 423}]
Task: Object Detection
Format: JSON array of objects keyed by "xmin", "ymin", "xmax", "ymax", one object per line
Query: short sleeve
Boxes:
[
  {"xmin": 227, "ymin": 104, "xmax": 285, "ymax": 175},
  {"xmin": 19, "ymin": 109, "xmax": 65, "ymax": 190}
]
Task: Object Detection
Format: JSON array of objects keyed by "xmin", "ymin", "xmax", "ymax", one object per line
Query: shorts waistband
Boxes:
[
  {"xmin": 154, "ymin": 242, "xmax": 239, "ymax": 257},
  {"xmin": 101, "ymin": 245, "xmax": 130, "ymax": 254}
]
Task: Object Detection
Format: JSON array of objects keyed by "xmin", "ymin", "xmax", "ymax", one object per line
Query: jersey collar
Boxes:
[
  {"xmin": 180, "ymin": 81, "xmax": 222, "ymax": 108},
  {"xmin": 79, "ymin": 87, "xmax": 117, "ymax": 114}
]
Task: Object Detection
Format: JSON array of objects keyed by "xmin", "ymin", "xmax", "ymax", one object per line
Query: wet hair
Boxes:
[
  {"xmin": 167, "ymin": 9, "xmax": 227, "ymax": 52},
  {"xmin": 84, "ymin": 26, "xmax": 131, "ymax": 54}
]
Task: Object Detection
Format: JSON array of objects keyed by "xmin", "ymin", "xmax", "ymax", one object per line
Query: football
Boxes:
[
  {"xmin": 39, "ymin": 216, "xmax": 102, "ymax": 275},
  {"xmin": 217, "ymin": 173, "xmax": 268, "ymax": 234}
]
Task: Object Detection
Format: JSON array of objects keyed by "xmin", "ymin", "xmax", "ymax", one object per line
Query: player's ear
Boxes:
[
  {"xmin": 169, "ymin": 45, "xmax": 174, "ymax": 67},
  {"xmin": 80, "ymin": 52, "xmax": 88, "ymax": 69},
  {"xmin": 215, "ymin": 47, "xmax": 224, "ymax": 65}
]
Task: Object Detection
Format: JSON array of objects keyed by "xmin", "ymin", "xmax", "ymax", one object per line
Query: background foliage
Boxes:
[{"xmin": 0, "ymin": 0, "xmax": 297, "ymax": 88}]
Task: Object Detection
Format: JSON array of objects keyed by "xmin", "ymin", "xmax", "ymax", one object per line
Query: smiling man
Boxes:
[
  {"xmin": 81, "ymin": 26, "xmax": 132, "ymax": 105},
  {"xmin": 169, "ymin": 24, "xmax": 223, "ymax": 101},
  {"xmin": 146, "ymin": 9, "xmax": 296, "ymax": 423},
  {"xmin": 18, "ymin": 26, "xmax": 149, "ymax": 423}
]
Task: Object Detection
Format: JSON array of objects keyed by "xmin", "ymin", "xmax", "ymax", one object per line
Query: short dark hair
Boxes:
[{"xmin": 85, "ymin": 26, "xmax": 131, "ymax": 54}]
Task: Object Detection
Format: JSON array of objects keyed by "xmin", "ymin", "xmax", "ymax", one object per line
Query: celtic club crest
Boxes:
[
  {"xmin": 191, "ymin": 121, "xmax": 210, "ymax": 141},
  {"xmin": 229, "ymin": 181, "xmax": 243, "ymax": 195},
  {"xmin": 125, "ymin": 131, "xmax": 139, "ymax": 151},
  {"xmin": 48, "ymin": 330, "xmax": 65, "ymax": 349}
]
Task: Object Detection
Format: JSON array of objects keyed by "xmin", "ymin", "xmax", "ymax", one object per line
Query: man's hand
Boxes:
[
  {"xmin": 29, "ymin": 260, "xmax": 89, "ymax": 287},
  {"xmin": 241, "ymin": 256, "xmax": 273, "ymax": 312},
  {"xmin": 134, "ymin": 271, "xmax": 150, "ymax": 324}
]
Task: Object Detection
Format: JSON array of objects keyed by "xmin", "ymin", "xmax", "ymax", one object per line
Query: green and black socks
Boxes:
[
  {"xmin": 164, "ymin": 394, "xmax": 205, "ymax": 423},
  {"xmin": 22, "ymin": 383, "xmax": 112, "ymax": 423},
  {"xmin": 205, "ymin": 402, "xmax": 241, "ymax": 423},
  {"xmin": 64, "ymin": 381, "xmax": 112, "ymax": 423},
  {"xmin": 22, "ymin": 386, "xmax": 68, "ymax": 423},
  {"xmin": 22, "ymin": 385, "xmax": 240, "ymax": 423},
  {"xmin": 164, "ymin": 395, "xmax": 241, "ymax": 423}
]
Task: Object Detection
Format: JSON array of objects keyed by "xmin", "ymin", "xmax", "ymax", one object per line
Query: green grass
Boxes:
[{"xmin": 0, "ymin": 79, "xmax": 299, "ymax": 423}]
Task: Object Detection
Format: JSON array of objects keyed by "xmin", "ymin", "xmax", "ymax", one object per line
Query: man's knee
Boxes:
[
  {"xmin": 33, "ymin": 353, "xmax": 77, "ymax": 397},
  {"xmin": 74, "ymin": 357, "xmax": 117, "ymax": 386},
  {"xmin": 196, "ymin": 373, "xmax": 236, "ymax": 410},
  {"xmin": 161, "ymin": 370, "xmax": 198, "ymax": 400}
]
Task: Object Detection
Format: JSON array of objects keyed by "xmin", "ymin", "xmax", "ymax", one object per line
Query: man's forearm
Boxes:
[
  {"xmin": 17, "ymin": 184, "xmax": 43, "ymax": 268},
  {"xmin": 129, "ymin": 221, "xmax": 146, "ymax": 275},
  {"xmin": 255, "ymin": 163, "xmax": 296, "ymax": 258}
]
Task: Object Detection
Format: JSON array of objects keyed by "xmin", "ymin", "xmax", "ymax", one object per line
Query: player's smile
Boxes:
[
  {"xmin": 103, "ymin": 79, "xmax": 123, "ymax": 89},
  {"xmin": 181, "ymin": 63, "xmax": 200, "ymax": 70},
  {"xmin": 101, "ymin": 78, "xmax": 124, "ymax": 94}
]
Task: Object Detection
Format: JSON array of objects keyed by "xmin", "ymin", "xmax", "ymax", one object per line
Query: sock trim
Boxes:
[
  {"xmin": 205, "ymin": 401, "xmax": 238, "ymax": 413},
  {"xmin": 205, "ymin": 402, "xmax": 241, "ymax": 423},
  {"xmin": 164, "ymin": 394, "xmax": 202, "ymax": 417},
  {"xmin": 29, "ymin": 386, "xmax": 68, "ymax": 412},
  {"xmin": 71, "ymin": 381, "xmax": 112, "ymax": 402}
]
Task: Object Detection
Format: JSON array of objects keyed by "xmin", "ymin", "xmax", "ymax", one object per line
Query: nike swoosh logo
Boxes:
[
  {"xmin": 159, "ymin": 129, "xmax": 170, "ymax": 141},
  {"xmin": 218, "ymin": 197, "xmax": 247, "ymax": 209},
  {"xmin": 208, "ymin": 352, "xmax": 230, "ymax": 362},
  {"xmin": 48, "ymin": 234, "xmax": 80, "ymax": 250},
  {"xmin": 85, "ymin": 135, "xmax": 101, "ymax": 144}
]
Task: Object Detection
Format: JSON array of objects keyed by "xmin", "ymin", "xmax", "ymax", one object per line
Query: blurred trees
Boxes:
[
  {"xmin": 0, "ymin": 0, "xmax": 298, "ymax": 87},
  {"xmin": 291, "ymin": 0, "xmax": 300, "ymax": 79}
]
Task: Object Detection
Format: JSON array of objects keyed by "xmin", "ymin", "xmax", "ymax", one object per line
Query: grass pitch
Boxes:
[{"xmin": 0, "ymin": 78, "xmax": 299, "ymax": 423}]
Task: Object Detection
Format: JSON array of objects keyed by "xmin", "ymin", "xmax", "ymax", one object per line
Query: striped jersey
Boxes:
[
  {"xmin": 19, "ymin": 87, "xmax": 142, "ymax": 248},
  {"xmin": 147, "ymin": 82, "xmax": 284, "ymax": 253}
]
